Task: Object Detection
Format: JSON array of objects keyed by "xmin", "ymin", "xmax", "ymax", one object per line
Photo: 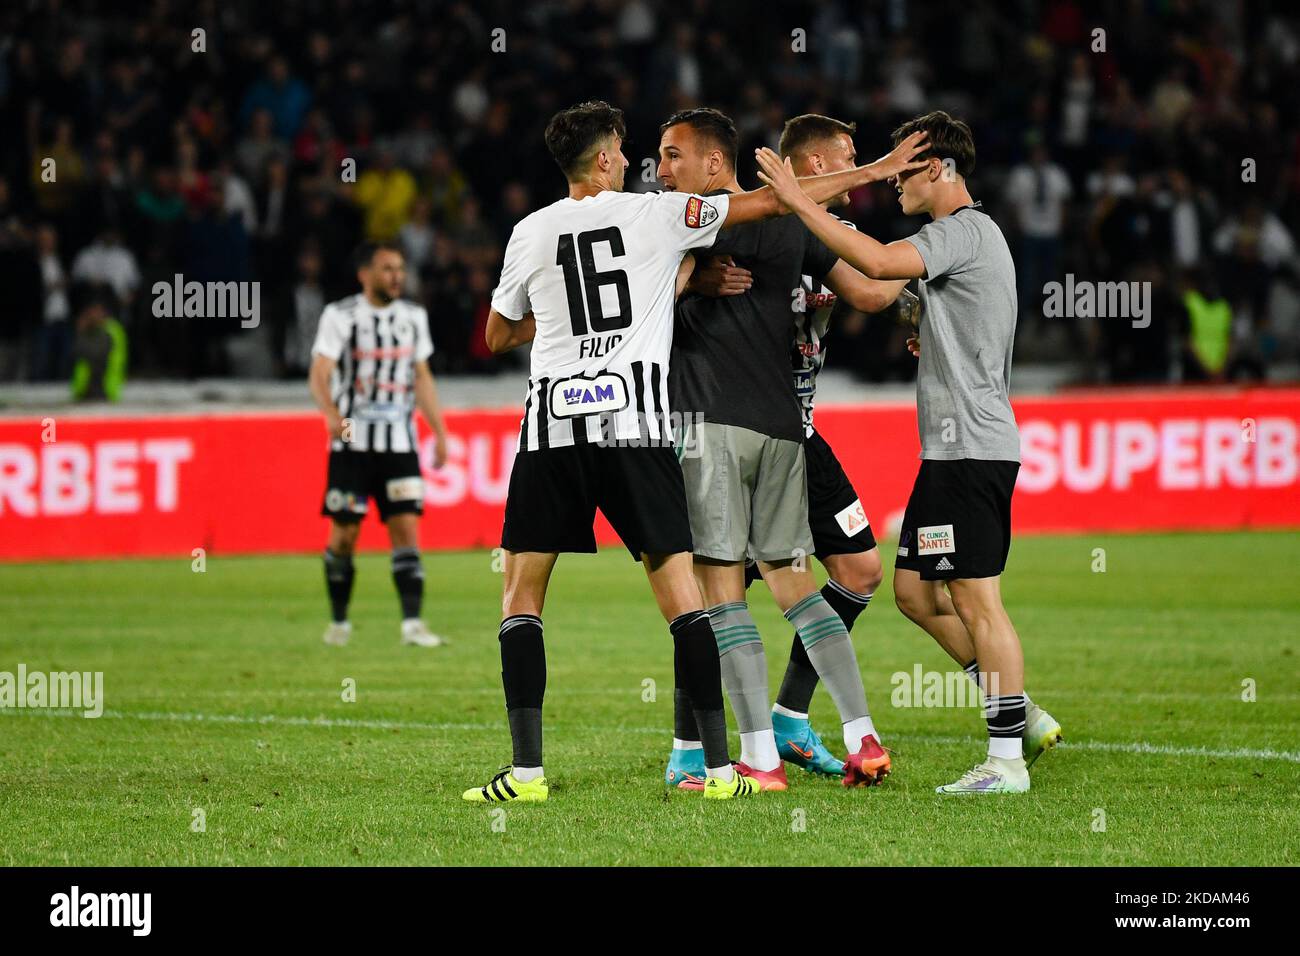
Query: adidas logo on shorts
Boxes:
[{"xmin": 934, "ymin": 556, "xmax": 955, "ymax": 572}]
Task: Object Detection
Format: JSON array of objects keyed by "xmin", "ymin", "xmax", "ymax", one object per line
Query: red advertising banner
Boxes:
[{"xmin": 2, "ymin": 387, "xmax": 1297, "ymax": 561}]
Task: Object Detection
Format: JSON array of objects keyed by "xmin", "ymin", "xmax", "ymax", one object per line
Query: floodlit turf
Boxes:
[{"xmin": 1, "ymin": 531, "xmax": 1298, "ymax": 866}]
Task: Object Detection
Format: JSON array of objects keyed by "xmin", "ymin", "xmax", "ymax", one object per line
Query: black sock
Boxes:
[
  {"xmin": 985, "ymin": 693, "xmax": 1027, "ymax": 752},
  {"xmin": 391, "ymin": 547, "xmax": 423, "ymax": 619},
  {"xmin": 499, "ymin": 615, "xmax": 545, "ymax": 767},
  {"xmin": 323, "ymin": 549, "xmax": 355, "ymax": 623},
  {"xmin": 673, "ymin": 688, "xmax": 700, "ymax": 742},
  {"xmin": 670, "ymin": 610, "xmax": 729, "ymax": 770},
  {"xmin": 776, "ymin": 579, "xmax": 872, "ymax": 713}
]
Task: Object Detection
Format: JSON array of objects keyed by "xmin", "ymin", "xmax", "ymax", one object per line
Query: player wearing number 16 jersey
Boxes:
[{"xmin": 461, "ymin": 100, "xmax": 886, "ymax": 804}]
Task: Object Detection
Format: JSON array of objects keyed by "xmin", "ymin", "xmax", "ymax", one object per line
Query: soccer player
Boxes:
[
  {"xmin": 463, "ymin": 100, "xmax": 918, "ymax": 803},
  {"xmin": 755, "ymin": 111, "xmax": 1063, "ymax": 794},
  {"xmin": 658, "ymin": 108, "xmax": 927, "ymax": 791},
  {"xmin": 693, "ymin": 114, "xmax": 921, "ymax": 779},
  {"xmin": 308, "ymin": 242, "xmax": 450, "ymax": 648}
]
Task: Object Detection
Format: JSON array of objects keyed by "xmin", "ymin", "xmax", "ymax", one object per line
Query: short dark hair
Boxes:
[
  {"xmin": 659, "ymin": 107, "xmax": 739, "ymax": 170},
  {"xmin": 352, "ymin": 241, "xmax": 402, "ymax": 271},
  {"xmin": 779, "ymin": 114, "xmax": 857, "ymax": 159},
  {"xmin": 891, "ymin": 110, "xmax": 976, "ymax": 179},
  {"xmin": 544, "ymin": 100, "xmax": 627, "ymax": 181}
]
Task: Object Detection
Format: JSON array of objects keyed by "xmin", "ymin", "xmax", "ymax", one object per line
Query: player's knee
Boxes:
[
  {"xmin": 329, "ymin": 522, "xmax": 360, "ymax": 556},
  {"xmin": 835, "ymin": 550, "xmax": 883, "ymax": 596},
  {"xmin": 892, "ymin": 572, "xmax": 928, "ymax": 623}
]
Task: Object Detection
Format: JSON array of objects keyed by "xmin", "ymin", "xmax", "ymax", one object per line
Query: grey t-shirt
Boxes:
[{"xmin": 905, "ymin": 204, "xmax": 1020, "ymax": 462}]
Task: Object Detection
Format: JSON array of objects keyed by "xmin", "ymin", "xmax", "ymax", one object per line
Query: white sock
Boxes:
[
  {"xmin": 672, "ymin": 738, "xmax": 703, "ymax": 752},
  {"xmin": 706, "ymin": 764, "xmax": 734, "ymax": 782},
  {"xmin": 988, "ymin": 737, "xmax": 1023, "ymax": 761},
  {"xmin": 512, "ymin": 765, "xmax": 544, "ymax": 782},
  {"xmin": 843, "ymin": 716, "xmax": 878, "ymax": 752},
  {"xmin": 771, "ymin": 702, "xmax": 808, "ymax": 720},
  {"xmin": 739, "ymin": 730, "xmax": 780, "ymax": 772}
]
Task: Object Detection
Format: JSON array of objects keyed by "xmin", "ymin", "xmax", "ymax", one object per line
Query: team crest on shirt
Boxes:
[
  {"xmin": 549, "ymin": 372, "xmax": 630, "ymax": 419},
  {"xmin": 684, "ymin": 196, "xmax": 719, "ymax": 229}
]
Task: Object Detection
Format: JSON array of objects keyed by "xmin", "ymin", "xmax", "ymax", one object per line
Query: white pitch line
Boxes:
[{"xmin": 19, "ymin": 709, "xmax": 1300, "ymax": 764}]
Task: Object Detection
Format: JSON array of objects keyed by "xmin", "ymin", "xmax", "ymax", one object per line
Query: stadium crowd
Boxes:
[{"xmin": 1, "ymin": 0, "xmax": 1298, "ymax": 394}]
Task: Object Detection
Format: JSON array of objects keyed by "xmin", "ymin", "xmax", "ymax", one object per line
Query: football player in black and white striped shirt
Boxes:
[
  {"xmin": 460, "ymin": 100, "xmax": 889, "ymax": 804},
  {"xmin": 308, "ymin": 242, "xmax": 450, "ymax": 649}
]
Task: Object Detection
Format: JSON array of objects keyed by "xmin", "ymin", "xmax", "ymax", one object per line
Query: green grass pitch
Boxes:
[{"xmin": 2, "ymin": 530, "xmax": 1298, "ymax": 866}]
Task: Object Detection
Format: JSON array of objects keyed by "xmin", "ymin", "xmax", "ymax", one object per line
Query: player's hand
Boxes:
[
  {"xmin": 754, "ymin": 148, "xmax": 808, "ymax": 212},
  {"xmin": 325, "ymin": 410, "xmax": 345, "ymax": 440},
  {"xmin": 432, "ymin": 431, "xmax": 448, "ymax": 469},
  {"xmin": 863, "ymin": 131, "xmax": 931, "ymax": 183},
  {"xmin": 906, "ymin": 335, "xmax": 921, "ymax": 358},
  {"xmin": 687, "ymin": 256, "xmax": 753, "ymax": 298}
]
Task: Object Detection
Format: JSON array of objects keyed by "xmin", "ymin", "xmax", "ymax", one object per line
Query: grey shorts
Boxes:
[{"xmin": 678, "ymin": 421, "xmax": 813, "ymax": 563}]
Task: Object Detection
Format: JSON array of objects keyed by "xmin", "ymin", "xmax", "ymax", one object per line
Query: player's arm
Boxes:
[
  {"xmin": 412, "ymin": 359, "xmax": 449, "ymax": 468},
  {"xmin": 724, "ymin": 132, "xmax": 931, "ymax": 229},
  {"xmin": 485, "ymin": 308, "xmax": 536, "ymax": 354},
  {"xmin": 822, "ymin": 260, "xmax": 909, "ymax": 313},
  {"xmin": 308, "ymin": 353, "xmax": 345, "ymax": 440},
  {"xmin": 754, "ymin": 148, "xmax": 927, "ymax": 280}
]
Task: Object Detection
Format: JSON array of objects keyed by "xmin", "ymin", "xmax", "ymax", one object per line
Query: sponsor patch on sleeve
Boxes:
[
  {"xmin": 684, "ymin": 196, "xmax": 719, "ymax": 229},
  {"xmin": 833, "ymin": 499, "xmax": 870, "ymax": 537},
  {"xmin": 916, "ymin": 524, "xmax": 956, "ymax": 555},
  {"xmin": 385, "ymin": 477, "xmax": 425, "ymax": 503}
]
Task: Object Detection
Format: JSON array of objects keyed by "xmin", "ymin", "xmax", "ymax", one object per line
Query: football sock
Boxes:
[
  {"xmin": 322, "ymin": 548, "xmax": 355, "ymax": 623},
  {"xmin": 740, "ymin": 730, "xmax": 780, "ymax": 771},
  {"xmin": 672, "ymin": 738, "xmax": 702, "ymax": 751},
  {"xmin": 771, "ymin": 701, "xmax": 808, "ymax": 720},
  {"xmin": 499, "ymin": 614, "xmax": 545, "ymax": 769},
  {"xmin": 512, "ymin": 765, "xmax": 543, "ymax": 783},
  {"xmin": 670, "ymin": 610, "xmax": 730, "ymax": 772},
  {"xmin": 785, "ymin": 591, "xmax": 873, "ymax": 751},
  {"xmin": 963, "ymin": 658, "xmax": 1036, "ymax": 709},
  {"xmin": 776, "ymin": 580, "xmax": 872, "ymax": 713},
  {"xmin": 390, "ymin": 547, "xmax": 423, "ymax": 619},
  {"xmin": 843, "ymin": 715, "xmax": 879, "ymax": 749},
  {"xmin": 710, "ymin": 602, "xmax": 778, "ymax": 771},
  {"xmin": 986, "ymin": 692, "xmax": 1027, "ymax": 760},
  {"xmin": 672, "ymin": 688, "xmax": 701, "ymax": 744}
]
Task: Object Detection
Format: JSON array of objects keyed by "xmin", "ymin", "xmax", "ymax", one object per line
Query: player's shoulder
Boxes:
[
  {"xmin": 390, "ymin": 296, "xmax": 428, "ymax": 318},
  {"xmin": 509, "ymin": 196, "xmax": 575, "ymax": 236},
  {"xmin": 322, "ymin": 293, "xmax": 364, "ymax": 320}
]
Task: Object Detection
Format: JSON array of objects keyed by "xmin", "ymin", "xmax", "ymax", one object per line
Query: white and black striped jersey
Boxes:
[
  {"xmin": 491, "ymin": 189, "xmax": 730, "ymax": 452},
  {"xmin": 793, "ymin": 219, "xmax": 855, "ymax": 438},
  {"xmin": 311, "ymin": 294, "xmax": 434, "ymax": 453}
]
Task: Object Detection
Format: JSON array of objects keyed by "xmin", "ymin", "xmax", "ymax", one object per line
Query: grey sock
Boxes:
[
  {"xmin": 708, "ymin": 602, "xmax": 770, "ymax": 735},
  {"xmin": 785, "ymin": 592, "xmax": 869, "ymax": 723}
]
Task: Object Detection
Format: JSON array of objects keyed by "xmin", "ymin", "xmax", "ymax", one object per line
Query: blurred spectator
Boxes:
[
  {"xmin": 239, "ymin": 57, "xmax": 312, "ymax": 139},
  {"xmin": 1005, "ymin": 141, "xmax": 1073, "ymax": 333},
  {"xmin": 70, "ymin": 287, "xmax": 127, "ymax": 401},
  {"xmin": 70, "ymin": 229, "xmax": 140, "ymax": 307},
  {"xmin": 32, "ymin": 223, "xmax": 71, "ymax": 381},
  {"xmin": 354, "ymin": 147, "xmax": 416, "ymax": 241}
]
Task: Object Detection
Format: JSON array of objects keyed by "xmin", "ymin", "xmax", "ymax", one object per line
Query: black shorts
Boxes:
[
  {"xmin": 806, "ymin": 428, "xmax": 877, "ymax": 557},
  {"xmin": 895, "ymin": 459, "xmax": 1019, "ymax": 580},
  {"xmin": 502, "ymin": 445, "xmax": 693, "ymax": 559},
  {"xmin": 321, "ymin": 450, "xmax": 425, "ymax": 523}
]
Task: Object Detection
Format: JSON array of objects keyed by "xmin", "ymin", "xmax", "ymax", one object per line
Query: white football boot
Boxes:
[
  {"xmin": 323, "ymin": 621, "xmax": 352, "ymax": 646},
  {"xmin": 400, "ymin": 619, "xmax": 446, "ymax": 647},
  {"xmin": 935, "ymin": 755, "xmax": 1030, "ymax": 794}
]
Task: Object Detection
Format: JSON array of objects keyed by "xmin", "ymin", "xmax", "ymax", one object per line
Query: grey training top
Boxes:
[{"xmin": 905, "ymin": 204, "xmax": 1021, "ymax": 462}]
